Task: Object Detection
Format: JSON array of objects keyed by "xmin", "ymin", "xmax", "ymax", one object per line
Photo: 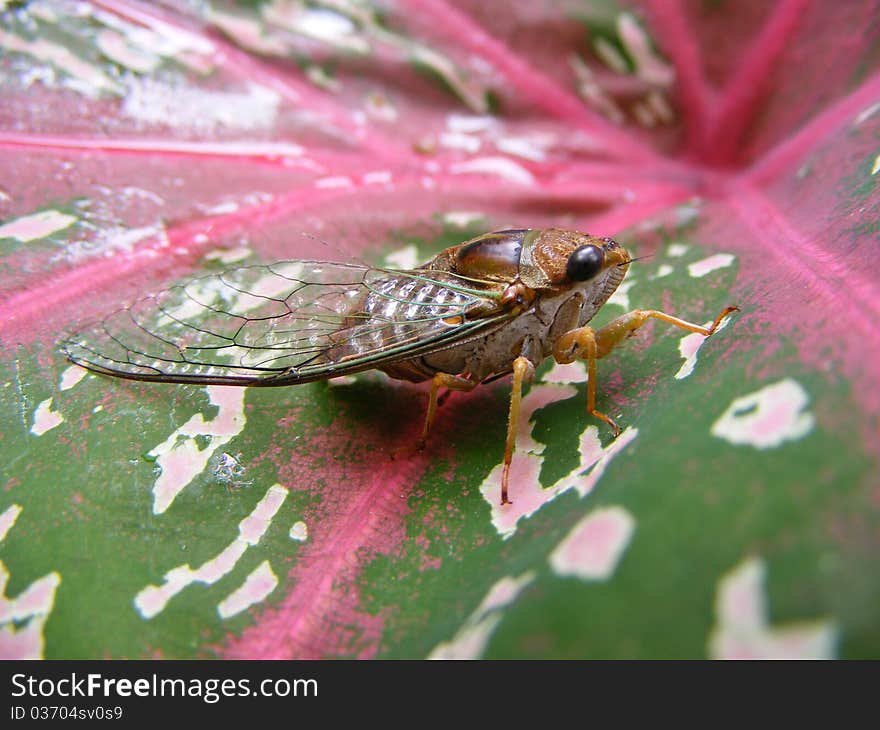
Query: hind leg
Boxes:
[
  {"xmin": 419, "ymin": 372, "xmax": 477, "ymax": 448},
  {"xmin": 499, "ymin": 356, "xmax": 536, "ymax": 505}
]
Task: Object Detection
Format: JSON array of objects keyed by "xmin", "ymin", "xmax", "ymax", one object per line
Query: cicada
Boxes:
[{"xmin": 63, "ymin": 229, "xmax": 737, "ymax": 504}]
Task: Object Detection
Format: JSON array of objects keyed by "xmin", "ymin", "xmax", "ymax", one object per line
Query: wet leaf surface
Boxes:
[{"xmin": 0, "ymin": 0, "xmax": 877, "ymax": 658}]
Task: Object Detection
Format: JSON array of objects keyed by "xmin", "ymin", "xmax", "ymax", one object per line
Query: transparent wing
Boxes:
[{"xmin": 62, "ymin": 261, "xmax": 510, "ymax": 386}]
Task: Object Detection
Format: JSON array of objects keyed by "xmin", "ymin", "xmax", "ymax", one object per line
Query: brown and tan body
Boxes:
[
  {"xmin": 328, "ymin": 228, "xmax": 736, "ymax": 504},
  {"xmin": 64, "ymin": 228, "xmax": 737, "ymax": 506},
  {"xmin": 378, "ymin": 229, "xmax": 628, "ymax": 384}
]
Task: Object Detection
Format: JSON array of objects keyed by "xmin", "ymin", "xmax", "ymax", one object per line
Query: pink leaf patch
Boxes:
[
  {"xmin": 549, "ymin": 506, "xmax": 636, "ymax": 581},
  {"xmin": 0, "ymin": 0, "xmax": 877, "ymax": 660}
]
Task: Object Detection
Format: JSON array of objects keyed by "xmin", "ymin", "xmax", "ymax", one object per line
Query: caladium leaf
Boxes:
[{"xmin": 0, "ymin": 0, "xmax": 877, "ymax": 659}]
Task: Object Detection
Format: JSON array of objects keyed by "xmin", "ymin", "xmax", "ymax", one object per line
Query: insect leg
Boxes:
[
  {"xmin": 593, "ymin": 306, "xmax": 740, "ymax": 349},
  {"xmin": 553, "ymin": 305, "xmax": 738, "ymax": 435},
  {"xmin": 500, "ymin": 356, "xmax": 536, "ymax": 505},
  {"xmin": 553, "ymin": 327, "xmax": 620, "ymax": 435},
  {"xmin": 420, "ymin": 372, "xmax": 477, "ymax": 447}
]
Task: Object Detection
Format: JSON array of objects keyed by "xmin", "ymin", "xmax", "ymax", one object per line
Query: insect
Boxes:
[{"xmin": 63, "ymin": 229, "xmax": 737, "ymax": 505}]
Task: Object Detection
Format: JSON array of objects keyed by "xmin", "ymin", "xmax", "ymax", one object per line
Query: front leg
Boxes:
[{"xmin": 553, "ymin": 305, "xmax": 738, "ymax": 436}]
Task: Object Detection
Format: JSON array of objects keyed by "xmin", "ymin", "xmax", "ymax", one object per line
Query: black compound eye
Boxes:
[{"xmin": 566, "ymin": 244, "xmax": 605, "ymax": 281}]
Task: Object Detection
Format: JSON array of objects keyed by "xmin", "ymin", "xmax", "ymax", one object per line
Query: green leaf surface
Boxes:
[{"xmin": 0, "ymin": 0, "xmax": 878, "ymax": 659}]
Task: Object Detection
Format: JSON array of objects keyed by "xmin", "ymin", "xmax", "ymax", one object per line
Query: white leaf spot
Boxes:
[
  {"xmin": 0, "ymin": 505, "xmax": 62, "ymax": 659},
  {"xmin": 549, "ymin": 506, "xmax": 635, "ymax": 580},
  {"xmin": 708, "ymin": 557, "xmax": 837, "ymax": 659},
  {"xmin": 217, "ymin": 561, "xmax": 278, "ymax": 619},
  {"xmin": 149, "ymin": 387, "xmax": 247, "ymax": 515},
  {"xmin": 688, "ymin": 253, "xmax": 735, "ymax": 278},
  {"xmin": 428, "ymin": 572, "xmax": 535, "ymax": 659},
  {"xmin": 674, "ymin": 315, "xmax": 732, "ymax": 380},
  {"xmin": 0, "ymin": 210, "xmax": 77, "ymax": 242},
  {"xmin": 30, "ymin": 398, "xmax": 63, "ymax": 436},
  {"xmin": 135, "ymin": 484, "xmax": 287, "ymax": 619},
  {"xmin": 450, "ymin": 157, "xmax": 535, "ymax": 185},
  {"xmin": 711, "ymin": 379, "xmax": 815, "ymax": 449},
  {"xmin": 289, "ymin": 521, "xmax": 308, "ymax": 542}
]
